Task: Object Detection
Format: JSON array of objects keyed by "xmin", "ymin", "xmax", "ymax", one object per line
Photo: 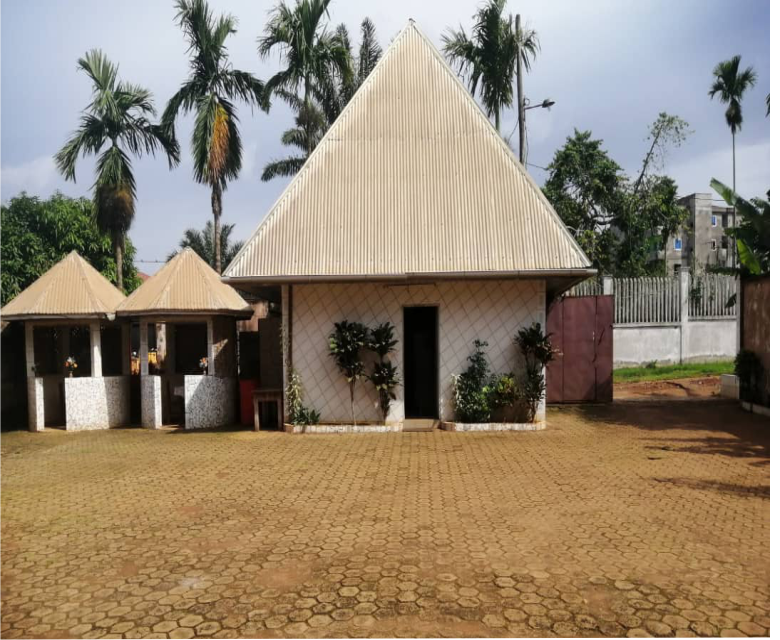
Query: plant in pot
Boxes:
[
  {"xmin": 514, "ymin": 322, "xmax": 556, "ymax": 422},
  {"xmin": 328, "ymin": 321, "xmax": 369, "ymax": 425},
  {"xmin": 368, "ymin": 322, "xmax": 401, "ymax": 422},
  {"xmin": 452, "ymin": 340, "xmax": 492, "ymax": 423}
]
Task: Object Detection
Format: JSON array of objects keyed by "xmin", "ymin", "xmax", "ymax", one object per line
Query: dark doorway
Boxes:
[{"xmin": 403, "ymin": 306, "xmax": 438, "ymax": 418}]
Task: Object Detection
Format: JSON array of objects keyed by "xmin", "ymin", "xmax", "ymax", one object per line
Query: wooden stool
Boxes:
[{"xmin": 253, "ymin": 389, "xmax": 283, "ymax": 431}]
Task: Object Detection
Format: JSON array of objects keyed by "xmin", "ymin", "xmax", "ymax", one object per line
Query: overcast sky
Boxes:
[{"xmin": 1, "ymin": 0, "xmax": 770, "ymax": 274}]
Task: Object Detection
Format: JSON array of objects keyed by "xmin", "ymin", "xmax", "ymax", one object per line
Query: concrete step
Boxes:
[{"xmin": 402, "ymin": 419, "xmax": 439, "ymax": 432}]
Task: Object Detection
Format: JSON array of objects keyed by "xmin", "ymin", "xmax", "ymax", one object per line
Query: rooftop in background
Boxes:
[
  {"xmin": 224, "ymin": 21, "xmax": 592, "ymax": 285},
  {"xmin": 116, "ymin": 248, "xmax": 252, "ymax": 317},
  {"xmin": 0, "ymin": 251, "xmax": 125, "ymax": 321}
]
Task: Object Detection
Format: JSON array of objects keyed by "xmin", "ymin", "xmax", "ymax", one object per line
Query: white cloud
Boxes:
[
  {"xmin": 1, "ymin": 155, "xmax": 58, "ymax": 198},
  {"xmin": 667, "ymin": 140, "xmax": 770, "ymax": 202}
]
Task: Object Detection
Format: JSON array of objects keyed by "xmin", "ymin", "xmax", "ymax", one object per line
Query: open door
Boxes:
[{"xmin": 403, "ymin": 306, "xmax": 438, "ymax": 418}]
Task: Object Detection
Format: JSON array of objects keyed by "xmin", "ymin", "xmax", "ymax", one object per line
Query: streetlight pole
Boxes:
[{"xmin": 515, "ymin": 14, "xmax": 524, "ymax": 164}]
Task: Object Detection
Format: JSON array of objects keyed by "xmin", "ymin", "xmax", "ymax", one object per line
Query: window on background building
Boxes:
[
  {"xmin": 721, "ymin": 236, "xmax": 729, "ymax": 249},
  {"xmin": 674, "ymin": 238, "xmax": 682, "ymax": 251},
  {"xmin": 674, "ymin": 264, "xmax": 681, "ymax": 274},
  {"xmin": 711, "ymin": 215, "xmax": 718, "ymax": 227},
  {"xmin": 722, "ymin": 213, "xmax": 729, "ymax": 228},
  {"xmin": 711, "ymin": 239, "xmax": 717, "ymax": 251}
]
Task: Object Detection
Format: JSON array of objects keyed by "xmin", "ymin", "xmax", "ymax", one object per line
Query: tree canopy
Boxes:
[
  {"xmin": 1, "ymin": 193, "xmax": 141, "ymax": 305},
  {"xmin": 544, "ymin": 115, "xmax": 690, "ymax": 276}
]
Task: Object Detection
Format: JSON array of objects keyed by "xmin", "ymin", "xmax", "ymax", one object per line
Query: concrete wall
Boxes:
[
  {"xmin": 63, "ymin": 376, "xmax": 130, "ymax": 430},
  {"xmin": 287, "ymin": 279, "xmax": 545, "ymax": 423},
  {"xmin": 614, "ymin": 318, "xmax": 737, "ymax": 367},
  {"xmin": 183, "ymin": 375, "xmax": 237, "ymax": 429}
]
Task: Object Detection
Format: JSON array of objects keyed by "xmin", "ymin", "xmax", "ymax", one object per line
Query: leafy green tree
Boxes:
[
  {"xmin": 442, "ymin": 0, "xmax": 539, "ymax": 130},
  {"xmin": 1, "ymin": 193, "xmax": 141, "ymax": 305},
  {"xmin": 258, "ymin": 0, "xmax": 352, "ymax": 158},
  {"xmin": 709, "ymin": 56, "xmax": 757, "ymax": 206},
  {"xmin": 167, "ymin": 220, "xmax": 244, "ymax": 269},
  {"xmin": 543, "ymin": 129, "xmax": 626, "ymax": 273},
  {"xmin": 163, "ymin": 0, "xmax": 268, "ymax": 274},
  {"xmin": 54, "ymin": 50, "xmax": 178, "ymax": 291},
  {"xmin": 544, "ymin": 124, "xmax": 689, "ymax": 276}
]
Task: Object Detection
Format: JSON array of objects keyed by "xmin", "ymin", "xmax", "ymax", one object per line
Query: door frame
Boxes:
[{"xmin": 402, "ymin": 304, "xmax": 440, "ymax": 419}]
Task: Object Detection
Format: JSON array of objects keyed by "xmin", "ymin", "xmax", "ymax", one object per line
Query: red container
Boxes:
[{"xmin": 239, "ymin": 379, "xmax": 259, "ymax": 426}]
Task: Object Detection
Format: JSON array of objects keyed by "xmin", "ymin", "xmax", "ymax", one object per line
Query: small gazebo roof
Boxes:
[
  {"xmin": 116, "ymin": 248, "xmax": 252, "ymax": 317},
  {"xmin": 1, "ymin": 251, "xmax": 125, "ymax": 321}
]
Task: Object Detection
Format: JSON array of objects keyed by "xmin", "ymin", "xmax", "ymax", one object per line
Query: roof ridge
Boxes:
[{"xmin": 74, "ymin": 253, "xmax": 107, "ymax": 314}]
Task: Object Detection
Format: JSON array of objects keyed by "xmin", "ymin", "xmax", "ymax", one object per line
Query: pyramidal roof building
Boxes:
[
  {"xmin": 224, "ymin": 20, "xmax": 592, "ymax": 289},
  {"xmin": 225, "ymin": 21, "xmax": 594, "ymax": 429}
]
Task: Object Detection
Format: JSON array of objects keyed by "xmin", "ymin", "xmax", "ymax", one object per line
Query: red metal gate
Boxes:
[{"xmin": 546, "ymin": 295, "xmax": 613, "ymax": 403}]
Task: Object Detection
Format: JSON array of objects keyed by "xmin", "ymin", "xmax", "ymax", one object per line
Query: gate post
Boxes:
[
  {"xmin": 602, "ymin": 275, "xmax": 614, "ymax": 296},
  {"xmin": 679, "ymin": 268, "xmax": 689, "ymax": 364}
]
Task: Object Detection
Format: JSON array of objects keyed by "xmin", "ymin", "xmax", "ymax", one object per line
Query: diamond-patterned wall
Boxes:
[{"xmin": 289, "ymin": 279, "xmax": 545, "ymax": 423}]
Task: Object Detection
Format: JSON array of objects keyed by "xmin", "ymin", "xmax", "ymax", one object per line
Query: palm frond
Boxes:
[{"xmin": 261, "ymin": 156, "xmax": 306, "ymax": 181}]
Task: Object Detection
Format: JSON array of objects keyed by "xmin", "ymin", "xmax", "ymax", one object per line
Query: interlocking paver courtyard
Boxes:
[{"xmin": 1, "ymin": 400, "xmax": 769, "ymax": 638}]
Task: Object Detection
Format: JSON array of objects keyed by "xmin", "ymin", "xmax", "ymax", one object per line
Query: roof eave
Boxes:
[
  {"xmin": 115, "ymin": 308, "xmax": 253, "ymax": 318},
  {"xmin": 222, "ymin": 268, "xmax": 597, "ymax": 286}
]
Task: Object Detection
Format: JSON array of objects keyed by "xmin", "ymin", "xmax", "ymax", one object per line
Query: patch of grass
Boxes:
[{"xmin": 614, "ymin": 360, "xmax": 734, "ymax": 383}]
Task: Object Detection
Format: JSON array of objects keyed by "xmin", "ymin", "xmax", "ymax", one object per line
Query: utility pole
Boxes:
[{"xmin": 515, "ymin": 13, "xmax": 524, "ymax": 164}]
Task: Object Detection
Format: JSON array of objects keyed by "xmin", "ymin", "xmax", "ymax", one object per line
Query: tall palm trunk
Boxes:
[
  {"xmin": 732, "ymin": 130, "xmax": 736, "ymax": 268},
  {"xmin": 211, "ymin": 183, "xmax": 223, "ymax": 272},
  {"xmin": 114, "ymin": 230, "xmax": 124, "ymax": 292},
  {"xmin": 304, "ymin": 75, "xmax": 313, "ymax": 156},
  {"xmin": 494, "ymin": 111, "xmax": 500, "ymax": 130}
]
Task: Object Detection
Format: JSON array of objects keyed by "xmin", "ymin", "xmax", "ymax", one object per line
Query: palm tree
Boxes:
[
  {"xmin": 258, "ymin": 0, "xmax": 352, "ymax": 157},
  {"xmin": 168, "ymin": 220, "xmax": 244, "ymax": 268},
  {"xmin": 261, "ymin": 94, "xmax": 327, "ymax": 181},
  {"xmin": 708, "ymin": 55, "xmax": 757, "ymax": 205},
  {"xmin": 162, "ymin": 0, "xmax": 268, "ymax": 274},
  {"xmin": 261, "ymin": 17, "xmax": 381, "ymax": 181},
  {"xmin": 442, "ymin": 0, "xmax": 539, "ymax": 130},
  {"xmin": 54, "ymin": 50, "xmax": 179, "ymax": 291}
]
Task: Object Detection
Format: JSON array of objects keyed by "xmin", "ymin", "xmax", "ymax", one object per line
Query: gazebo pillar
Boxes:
[
  {"xmin": 89, "ymin": 321, "xmax": 102, "ymax": 377},
  {"xmin": 140, "ymin": 320, "xmax": 162, "ymax": 428},
  {"xmin": 25, "ymin": 322, "xmax": 44, "ymax": 432},
  {"xmin": 121, "ymin": 323, "xmax": 131, "ymax": 375}
]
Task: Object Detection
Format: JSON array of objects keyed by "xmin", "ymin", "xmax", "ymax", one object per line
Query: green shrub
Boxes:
[
  {"xmin": 285, "ymin": 369, "xmax": 320, "ymax": 426},
  {"xmin": 367, "ymin": 322, "xmax": 401, "ymax": 420},
  {"xmin": 515, "ymin": 322, "xmax": 556, "ymax": 422},
  {"xmin": 453, "ymin": 340, "xmax": 492, "ymax": 423},
  {"xmin": 328, "ymin": 321, "xmax": 369, "ymax": 424}
]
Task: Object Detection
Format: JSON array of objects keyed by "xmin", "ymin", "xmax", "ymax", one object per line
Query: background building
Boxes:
[{"xmin": 660, "ymin": 193, "xmax": 737, "ymax": 274}]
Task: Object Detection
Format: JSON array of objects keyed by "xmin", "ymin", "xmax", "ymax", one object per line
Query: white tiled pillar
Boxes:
[
  {"xmin": 25, "ymin": 322, "xmax": 44, "ymax": 432},
  {"xmin": 90, "ymin": 321, "xmax": 102, "ymax": 377},
  {"xmin": 139, "ymin": 320, "xmax": 149, "ymax": 376}
]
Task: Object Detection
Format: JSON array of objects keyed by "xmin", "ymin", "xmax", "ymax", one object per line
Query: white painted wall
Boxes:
[
  {"xmin": 614, "ymin": 318, "xmax": 737, "ymax": 367},
  {"xmin": 289, "ymin": 279, "xmax": 546, "ymax": 423}
]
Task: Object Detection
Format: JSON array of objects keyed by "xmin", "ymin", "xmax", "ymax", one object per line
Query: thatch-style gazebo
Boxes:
[
  {"xmin": 116, "ymin": 249, "xmax": 252, "ymax": 429},
  {"xmin": 1, "ymin": 251, "xmax": 129, "ymax": 431}
]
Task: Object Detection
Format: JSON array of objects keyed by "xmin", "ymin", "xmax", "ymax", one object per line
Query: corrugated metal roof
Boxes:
[
  {"xmin": 224, "ymin": 21, "xmax": 592, "ymax": 282},
  {"xmin": 116, "ymin": 248, "xmax": 251, "ymax": 317},
  {"xmin": 1, "ymin": 251, "xmax": 125, "ymax": 320}
]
